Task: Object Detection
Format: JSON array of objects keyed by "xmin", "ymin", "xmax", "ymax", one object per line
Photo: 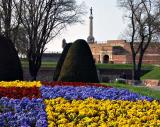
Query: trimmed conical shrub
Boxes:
[
  {"xmin": 58, "ymin": 39, "xmax": 99, "ymax": 83},
  {"xmin": 0, "ymin": 35, "xmax": 23, "ymax": 81},
  {"xmin": 53, "ymin": 43, "xmax": 72, "ymax": 81}
]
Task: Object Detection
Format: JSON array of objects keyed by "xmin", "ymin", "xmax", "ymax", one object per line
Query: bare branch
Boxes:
[
  {"xmin": 118, "ymin": 0, "xmax": 160, "ymax": 80},
  {"xmin": 14, "ymin": 0, "xmax": 85, "ymax": 80}
]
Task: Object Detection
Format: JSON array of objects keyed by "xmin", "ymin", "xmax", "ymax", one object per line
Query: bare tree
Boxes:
[
  {"xmin": 15, "ymin": 0, "xmax": 85, "ymax": 80},
  {"xmin": 118, "ymin": 0, "xmax": 160, "ymax": 81},
  {"xmin": 0, "ymin": 0, "xmax": 13, "ymax": 38},
  {"xmin": 11, "ymin": 26, "xmax": 28, "ymax": 57},
  {"xmin": 0, "ymin": 0, "xmax": 26, "ymax": 55}
]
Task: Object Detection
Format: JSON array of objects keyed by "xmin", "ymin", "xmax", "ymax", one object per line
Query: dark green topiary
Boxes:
[
  {"xmin": 58, "ymin": 39, "xmax": 99, "ymax": 83},
  {"xmin": 53, "ymin": 43, "xmax": 72, "ymax": 81},
  {"xmin": 0, "ymin": 35, "xmax": 23, "ymax": 81}
]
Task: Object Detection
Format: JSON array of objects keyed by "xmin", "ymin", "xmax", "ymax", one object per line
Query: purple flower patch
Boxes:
[
  {"xmin": 0, "ymin": 97, "xmax": 47, "ymax": 127},
  {"xmin": 40, "ymin": 85, "xmax": 155, "ymax": 101}
]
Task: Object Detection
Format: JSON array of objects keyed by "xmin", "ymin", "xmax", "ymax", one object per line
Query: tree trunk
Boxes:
[
  {"xmin": 133, "ymin": 65, "xmax": 141, "ymax": 81},
  {"xmin": 133, "ymin": 52, "xmax": 144, "ymax": 81},
  {"xmin": 28, "ymin": 52, "xmax": 42, "ymax": 81},
  {"xmin": 29, "ymin": 60, "xmax": 38, "ymax": 81},
  {"xmin": 31, "ymin": 74, "xmax": 37, "ymax": 81},
  {"xmin": 136, "ymin": 51, "xmax": 144, "ymax": 80},
  {"xmin": 133, "ymin": 70, "xmax": 141, "ymax": 80},
  {"xmin": 132, "ymin": 51, "xmax": 137, "ymax": 81}
]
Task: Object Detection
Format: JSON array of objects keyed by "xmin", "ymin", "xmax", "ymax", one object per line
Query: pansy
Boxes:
[
  {"xmin": 0, "ymin": 80, "xmax": 159, "ymax": 126},
  {"xmin": 0, "ymin": 87, "xmax": 41, "ymax": 99},
  {"xmin": 0, "ymin": 97, "xmax": 47, "ymax": 127},
  {"xmin": 40, "ymin": 85, "xmax": 154, "ymax": 101},
  {"xmin": 0, "ymin": 80, "xmax": 41, "ymax": 87},
  {"xmin": 45, "ymin": 98, "xmax": 160, "ymax": 126}
]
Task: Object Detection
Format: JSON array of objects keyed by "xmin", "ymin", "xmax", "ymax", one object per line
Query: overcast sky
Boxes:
[{"xmin": 45, "ymin": 0, "xmax": 127, "ymax": 53}]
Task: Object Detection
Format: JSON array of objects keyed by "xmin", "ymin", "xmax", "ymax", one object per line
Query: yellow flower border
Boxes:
[
  {"xmin": 45, "ymin": 97, "xmax": 160, "ymax": 127},
  {"xmin": 0, "ymin": 80, "xmax": 42, "ymax": 87}
]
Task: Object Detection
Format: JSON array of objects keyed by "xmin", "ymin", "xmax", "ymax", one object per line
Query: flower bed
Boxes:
[
  {"xmin": 45, "ymin": 98, "xmax": 160, "ymax": 126},
  {"xmin": 0, "ymin": 80, "xmax": 41, "ymax": 87},
  {"xmin": 0, "ymin": 97, "xmax": 47, "ymax": 127},
  {"xmin": 0, "ymin": 87, "xmax": 41, "ymax": 99},
  {"xmin": 40, "ymin": 86, "xmax": 154, "ymax": 101},
  {"xmin": 42, "ymin": 81, "xmax": 112, "ymax": 88},
  {"xmin": 0, "ymin": 81, "xmax": 159, "ymax": 126}
]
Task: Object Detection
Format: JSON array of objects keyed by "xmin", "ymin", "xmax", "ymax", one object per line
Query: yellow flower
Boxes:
[
  {"xmin": 0, "ymin": 80, "xmax": 41, "ymax": 87},
  {"xmin": 45, "ymin": 98, "xmax": 160, "ymax": 126},
  {"xmin": 92, "ymin": 116, "xmax": 99, "ymax": 122},
  {"xmin": 48, "ymin": 122, "xmax": 56, "ymax": 127},
  {"xmin": 88, "ymin": 122, "xmax": 98, "ymax": 127},
  {"xmin": 57, "ymin": 118, "xmax": 68, "ymax": 124}
]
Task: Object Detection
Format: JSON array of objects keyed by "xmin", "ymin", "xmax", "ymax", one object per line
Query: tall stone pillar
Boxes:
[{"xmin": 87, "ymin": 7, "xmax": 95, "ymax": 44}]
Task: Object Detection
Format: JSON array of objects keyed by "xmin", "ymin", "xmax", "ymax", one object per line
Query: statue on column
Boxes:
[
  {"xmin": 62, "ymin": 38, "xmax": 67, "ymax": 49},
  {"xmin": 87, "ymin": 7, "xmax": 95, "ymax": 44},
  {"xmin": 90, "ymin": 7, "xmax": 92, "ymax": 15}
]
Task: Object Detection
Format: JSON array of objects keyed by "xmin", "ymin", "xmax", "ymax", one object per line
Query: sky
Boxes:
[{"xmin": 45, "ymin": 0, "xmax": 127, "ymax": 53}]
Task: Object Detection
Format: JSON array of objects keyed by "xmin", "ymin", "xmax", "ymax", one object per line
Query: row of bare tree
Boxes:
[
  {"xmin": 0, "ymin": 0, "xmax": 85, "ymax": 80},
  {"xmin": 118, "ymin": 0, "xmax": 160, "ymax": 81}
]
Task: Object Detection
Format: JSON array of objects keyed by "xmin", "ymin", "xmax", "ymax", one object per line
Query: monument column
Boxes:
[{"xmin": 87, "ymin": 7, "xmax": 95, "ymax": 43}]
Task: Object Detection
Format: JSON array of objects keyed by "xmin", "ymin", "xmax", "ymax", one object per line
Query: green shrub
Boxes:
[
  {"xmin": 58, "ymin": 39, "xmax": 99, "ymax": 83},
  {"xmin": 53, "ymin": 43, "xmax": 72, "ymax": 81},
  {"xmin": 0, "ymin": 35, "xmax": 23, "ymax": 81}
]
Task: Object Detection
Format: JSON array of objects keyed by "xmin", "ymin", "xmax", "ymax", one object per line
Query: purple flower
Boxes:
[
  {"xmin": 0, "ymin": 97, "xmax": 47, "ymax": 127},
  {"xmin": 40, "ymin": 85, "xmax": 155, "ymax": 101}
]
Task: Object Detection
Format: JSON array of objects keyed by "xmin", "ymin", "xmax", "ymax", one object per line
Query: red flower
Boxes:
[
  {"xmin": 41, "ymin": 81, "xmax": 112, "ymax": 88},
  {"xmin": 0, "ymin": 87, "xmax": 41, "ymax": 99}
]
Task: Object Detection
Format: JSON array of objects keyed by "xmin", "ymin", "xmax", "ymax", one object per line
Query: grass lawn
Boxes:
[
  {"xmin": 103, "ymin": 83, "xmax": 160, "ymax": 99},
  {"xmin": 97, "ymin": 63, "xmax": 155, "ymax": 70},
  {"xmin": 141, "ymin": 67, "xmax": 160, "ymax": 80},
  {"xmin": 21, "ymin": 59, "xmax": 155, "ymax": 70},
  {"xmin": 21, "ymin": 60, "xmax": 57, "ymax": 68}
]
